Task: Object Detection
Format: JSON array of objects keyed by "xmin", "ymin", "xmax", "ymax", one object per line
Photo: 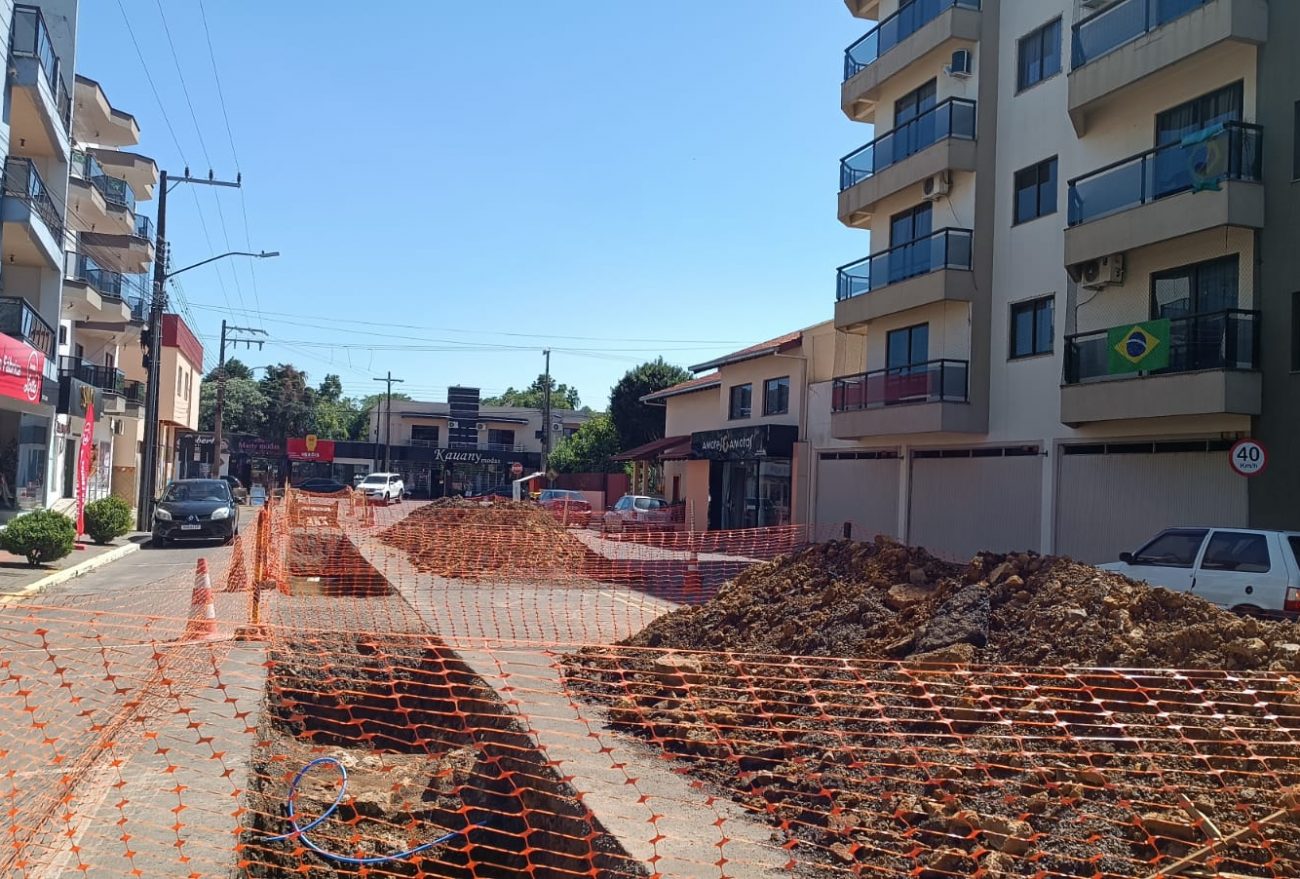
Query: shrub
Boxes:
[
  {"xmin": 2, "ymin": 509, "xmax": 76, "ymax": 566},
  {"xmin": 84, "ymin": 497, "xmax": 133, "ymax": 545}
]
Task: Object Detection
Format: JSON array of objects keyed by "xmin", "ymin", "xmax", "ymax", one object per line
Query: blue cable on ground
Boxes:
[{"xmin": 260, "ymin": 755, "xmax": 488, "ymax": 866}]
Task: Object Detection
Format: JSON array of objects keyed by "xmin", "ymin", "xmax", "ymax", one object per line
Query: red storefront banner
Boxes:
[
  {"xmin": 76, "ymin": 396, "xmax": 95, "ymax": 537},
  {"xmin": 0, "ymin": 334, "xmax": 45, "ymax": 405},
  {"xmin": 287, "ymin": 435, "xmax": 335, "ymax": 462}
]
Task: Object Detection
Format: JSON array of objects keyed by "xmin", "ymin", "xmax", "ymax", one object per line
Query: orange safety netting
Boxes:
[{"xmin": 0, "ymin": 490, "xmax": 1295, "ymax": 878}]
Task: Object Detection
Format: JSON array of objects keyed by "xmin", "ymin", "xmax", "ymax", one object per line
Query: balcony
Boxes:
[
  {"xmin": 842, "ymin": 0, "xmax": 981, "ymax": 122},
  {"xmin": 1, "ymin": 158, "xmax": 63, "ymax": 269},
  {"xmin": 73, "ymin": 74, "xmax": 141, "ymax": 148},
  {"xmin": 1067, "ymin": 0, "xmax": 1268, "ymax": 134},
  {"xmin": 1061, "ymin": 309, "xmax": 1260, "ymax": 425},
  {"xmin": 122, "ymin": 380, "xmax": 146, "ymax": 413},
  {"xmin": 69, "ymin": 150, "xmax": 136, "ymax": 236},
  {"xmin": 1064, "ymin": 122, "xmax": 1263, "ymax": 267},
  {"xmin": 844, "ymin": 0, "xmax": 879, "ymax": 18},
  {"xmin": 80, "ymin": 213, "xmax": 155, "ymax": 274},
  {"xmin": 8, "ymin": 5, "xmax": 72, "ymax": 157},
  {"xmin": 0, "ymin": 296, "xmax": 56, "ymax": 361},
  {"xmin": 835, "ymin": 228, "xmax": 974, "ymax": 328},
  {"xmin": 838, "ymin": 98, "xmax": 976, "ymax": 226},
  {"xmin": 830, "ymin": 359, "xmax": 983, "ymax": 437},
  {"xmin": 63, "ymin": 252, "xmax": 142, "ymax": 325},
  {"xmin": 88, "ymin": 149, "xmax": 158, "ymax": 202},
  {"xmin": 59, "ymin": 357, "xmax": 126, "ymax": 414}
]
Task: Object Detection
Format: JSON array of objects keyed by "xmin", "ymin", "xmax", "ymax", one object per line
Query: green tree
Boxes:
[
  {"xmin": 317, "ymin": 373, "xmax": 344, "ymax": 404},
  {"xmin": 549, "ymin": 414, "xmax": 623, "ymax": 473},
  {"xmin": 608, "ymin": 358, "xmax": 691, "ymax": 450},
  {"xmin": 350, "ymin": 392, "xmax": 411, "ymax": 441},
  {"xmin": 314, "ymin": 397, "xmax": 361, "ymax": 440},
  {"xmin": 204, "ymin": 358, "xmax": 253, "ymax": 382},
  {"xmin": 258, "ymin": 364, "xmax": 316, "ymax": 441},
  {"xmin": 484, "ymin": 374, "xmax": 580, "ymax": 410},
  {"xmin": 198, "ymin": 377, "xmax": 268, "ymax": 434}
]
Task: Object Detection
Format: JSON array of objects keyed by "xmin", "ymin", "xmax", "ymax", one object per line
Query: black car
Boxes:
[
  {"xmin": 295, "ymin": 477, "xmax": 349, "ymax": 494},
  {"xmin": 152, "ymin": 479, "xmax": 240, "ymax": 546}
]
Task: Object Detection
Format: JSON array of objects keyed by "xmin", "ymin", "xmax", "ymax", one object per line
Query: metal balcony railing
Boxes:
[
  {"xmin": 1072, "ymin": 0, "xmax": 1211, "ymax": 68},
  {"xmin": 1063, "ymin": 309, "xmax": 1259, "ymax": 384},
  {"xmin": 65, "ymin": 252, "xmax": 151, "ymax": 302},
  {"xmin": 832, "ymin": 359, "xmax": 970, "ymax": 410},
  {"xmin": 3, "ymin": 157, "xmax": 64, "ymax": 242},
  {"xmin": 844, "ymin": 0, "xmax": 981, "ymax": 81},
  {"xmin": 59, "ymin": 356, "xmax": 126, "ymax": 396},
  {"xmin": 0, "ymin": 296, "xmax": 55, "ymax": 358},
  {"xmin": 10, "ymin": 5, "xmax": 72, "ymax": 131},
  {"xmin": 836, "ymin": 228, "xmax": 973, "ymax": 302},
  {"xmin": 1067, "ymin": 122, "xmax": 1262, "ymax": 226},
  {"xmin": 123, "ymin": 380, "xmax": 146, "ymax": 408},
  {"xmin": 840, "ymin": 98, "xmax": 976, "ymax": 190}
]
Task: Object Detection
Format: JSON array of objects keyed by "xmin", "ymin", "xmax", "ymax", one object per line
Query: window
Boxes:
[
  {"xmin": 487, "ymin": 428, "xmax": 515, "ymax": 448},
  {"xmin": 1017, "ymin": 18, "xmax": 1061, "ymax": 91},
  {"xmin": 1014, "ymin": 157, "xmax": 1057, "ymax": 224},
  {"xmin": 728, "ymin": 383, "xmax": 752, "ymax": 419},
  {"xmin": 1151, "ymin": 255, "xmax": 1239, "ymax": 318},
  {"xmin": 1294, "ymin": 101, "xmax": 1300, "ymax": 179},
  {"xmin": 58, "ymin": 325, "xmax": 67, "ymax": 346},
  {"xmin": 178, "ymin": 366, "xmax": 184, "ymax": 393},
  {"xmin": 411, "ymin": 425, "xmax": 439, "ymax": 444},
  {"xmin": 763, "ymin": 377, "xmax": 790, "ymax": 416},
  {"xmin": 1010, "ymin": 296, "xmax": 1054, "ymax": 358},
  {"xmin": 1201, "ymin": 532, "xmax": 1271, "ymax": 573},
  {"xmin": 1156, "ymin": 82, "xmax": 1243, "ymax": 146},
  {"xmin": 886, "ymin": 323, "xmax": 929, "ymax": 371},
  {"xmin": 103, "ymin": 352, "xmax": 114, "ymax": 370},
  {"xmin": 1288, "ymin": 536, "xmax": 1300, "ymax": 567},
  {"xmin": 1131, "ymin": 528, "xmax": 1208, "ymax": 568}
]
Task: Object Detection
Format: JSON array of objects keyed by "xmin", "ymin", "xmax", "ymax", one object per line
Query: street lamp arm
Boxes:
[{"xmin": 165, "ymin": 250, "xmax": 279, "ymax": 280}]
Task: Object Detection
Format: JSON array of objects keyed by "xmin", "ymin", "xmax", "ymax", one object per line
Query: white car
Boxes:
[
  {"xmin": 357, "ymin": 472, "xmax": 404, "ymax": 504},
  {"xmin": 1100, "ymin": 527, "xmax": 1300, "ymax": 618}
]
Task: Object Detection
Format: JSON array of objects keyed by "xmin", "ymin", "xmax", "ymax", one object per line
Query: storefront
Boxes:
[
  {"xmin": 176, "ymin": 433, "xmax": 284, "ymax": 489},
  {"xmin": 692, "ymin": 424, "xmax": 798, "ymax": 530},
  {"xmin": 390, "ymin": 445, "xmax": 541, "ymax": 498}
]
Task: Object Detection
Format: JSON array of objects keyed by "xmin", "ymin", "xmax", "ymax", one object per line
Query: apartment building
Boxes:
[
  {"xmin": 828, "ymin": 0, "xmax": 1296, "ymax": 562},
  {"xmin": 0, "ymin": 1, "xmax": 76, "ymax": 520}
]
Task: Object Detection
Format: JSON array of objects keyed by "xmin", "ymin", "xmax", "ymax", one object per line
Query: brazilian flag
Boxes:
[{"xmin": 1107, "ymin": 319, "xmax": 1170, "ymax": 374}]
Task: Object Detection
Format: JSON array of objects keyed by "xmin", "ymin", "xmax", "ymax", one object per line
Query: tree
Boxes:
[
  {"xmin": 608, "ymin": 358, "xmax": 691, "ymax": 451},
  {"xmin": 484, "ymin": 374, "xmax": 580, "ymax": 410},
  {"xmin": 313, "ymin": 396, "xmax": 361, "ymax": 440},
  {"xmin": 204, "ymin": 358, "xmax": 252, "ymax": 381},
  {"xmin": 199, "ymin": 377, "xmax": 267, "ymax": 434},
  {"xmin": 317, "ymin": 373, "xmax": 343, "ymax": 404},
  {"xmin": 258, "ymin": 364, "xmax": 316, "ymax": 441},
  {"xmin": 350, "ymin": 392, "xmax": 411, "ymax": 441},
  {"xmin": 549, "ymin": 414, "xmax": 623, "ymax": 473}
]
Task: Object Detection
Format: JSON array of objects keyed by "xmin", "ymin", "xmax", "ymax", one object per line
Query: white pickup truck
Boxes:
[{"xmin": 1100, "ymin": 527, "xmax": 1300, "ymax": 618}]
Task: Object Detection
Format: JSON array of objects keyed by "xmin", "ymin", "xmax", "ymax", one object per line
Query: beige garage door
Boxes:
[
  {"xmin": 814, "ymin": 452, "xmax": 901, "ymax": 542},
  {"xmin": 909, "ymin": 447, "xmax": 1043, "ymax": 560},
  {"xmin": 1055, "ymin": 441, "xmax": 1246, "ymax": 565}
]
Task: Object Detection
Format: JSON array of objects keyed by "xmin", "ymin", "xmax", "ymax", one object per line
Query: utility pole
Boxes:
[
  {"xmin": 210, "ymin": 320, "xmax": 267, "ymax": 477},
  {"xmin": 373, "ymin": 372, "xmax": 404, "ymax": 472},
  {"xmin": 541, "ymin": 348, "xmax": 552, "ymax": 482}
]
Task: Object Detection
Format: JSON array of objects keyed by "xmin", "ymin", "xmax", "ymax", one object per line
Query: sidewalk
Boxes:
[{"xmin": 0, "ymin": 533, "xmax": 147, "ymax": 602}]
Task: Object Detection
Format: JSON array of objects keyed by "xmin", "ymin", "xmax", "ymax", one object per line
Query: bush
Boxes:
[
  {"xmin": 84, "ymin": 497, "xmax": 133, "ymax": 545},
  {"xmin": 2, "ymin": 509, "xmax": 76, "ymax": 566}
]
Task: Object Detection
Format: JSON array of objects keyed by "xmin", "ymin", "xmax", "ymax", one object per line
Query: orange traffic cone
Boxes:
[
  {"xmin": 683, "ymin": 550, "xmax": 702, "ymax": 594},
  {"xmin": 186, "ymin": 558, "xmax": 219, "ymax": 640}
]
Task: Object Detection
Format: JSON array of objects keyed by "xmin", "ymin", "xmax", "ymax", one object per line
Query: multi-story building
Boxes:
[
  {"xmin": 826, "ymin": 0, "xmax": 1297, "ymax": 562},
  {"xmin": 150, "ymin": 314, "xmax": 201, "ymax": 490},
  {"xmin": 0, "ymin": 1, "xmax": 76, "ymax": 520}
]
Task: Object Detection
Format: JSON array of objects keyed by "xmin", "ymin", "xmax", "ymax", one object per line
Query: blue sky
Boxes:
[{"xmin": 76, "ymin": 2, "xmax": 871, "ymax": 408}]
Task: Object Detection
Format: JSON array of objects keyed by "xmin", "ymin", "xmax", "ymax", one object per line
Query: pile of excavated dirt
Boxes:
[
  {"xmin": 622, "ymin": 536, "xmax": 1300, "ymax": 671},
  {"xmin": 380, "ymin": 500, "xmax": 591, "ymax": 579}
]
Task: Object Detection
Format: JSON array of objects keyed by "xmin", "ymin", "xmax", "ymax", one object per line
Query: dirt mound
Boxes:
[
  {"xmin": 623, "ymin": 536, "xmax": 1300, "ymax": 671},
  {"xmin": 380, "ymin": 500, "xmax": 590, "ymax": 579}
]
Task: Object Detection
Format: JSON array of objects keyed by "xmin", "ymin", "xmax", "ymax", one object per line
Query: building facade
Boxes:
[{"xmin": 829, "ymin": 0, "xmax": 1295, "ymax": 562}]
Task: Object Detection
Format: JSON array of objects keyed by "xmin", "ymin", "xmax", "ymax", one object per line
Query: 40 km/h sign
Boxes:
[{"xmin": 1229, "ymin": 439, "xmax": 1267, "ymax": 477}]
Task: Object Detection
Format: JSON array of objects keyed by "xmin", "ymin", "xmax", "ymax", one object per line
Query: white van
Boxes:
[{"xmin": 1100, "ymin": 528, "xmax": 1300, "ymax": 618}]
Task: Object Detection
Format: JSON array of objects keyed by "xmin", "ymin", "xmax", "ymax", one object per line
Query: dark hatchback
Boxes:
[{"xmin": 152, "ymin": 479, "xmax": 240, "ymax": 546}]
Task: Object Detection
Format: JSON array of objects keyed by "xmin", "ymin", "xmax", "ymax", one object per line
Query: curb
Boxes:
[{"xmin": 0, "ymin": 541, "xmax": 142, "ymax": 604}]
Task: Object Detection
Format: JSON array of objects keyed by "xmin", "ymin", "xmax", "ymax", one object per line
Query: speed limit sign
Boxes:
[{"xmin": 1229, "ymin": 439, "xmax": 1267, "ymax": 476}]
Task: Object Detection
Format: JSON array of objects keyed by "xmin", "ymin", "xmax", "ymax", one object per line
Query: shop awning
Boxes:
[{"xmin": 613, "ymin": 435, "xmax": 691, "ymax": 462}]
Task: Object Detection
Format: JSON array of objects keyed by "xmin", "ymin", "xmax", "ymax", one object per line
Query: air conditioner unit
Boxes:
[
  {"xmin": 945, "ymin": 49, "xmax": 973, "ymax": 78},
  {"xmin": 476, "ymin": 422, "xmax": 487, "ymax": 431},
  {"xmin": 447, "ymin": 420, "xmax": 459, "ymax": 429},
  {"xmin": 922, "ymin": 172, "xmax": 950, "ymax": 200},
  {"xmin": 1079, "ymin": 253, "xmax": 1125, "ymax": 289}
]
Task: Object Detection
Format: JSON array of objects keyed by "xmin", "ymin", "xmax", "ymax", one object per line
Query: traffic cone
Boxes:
[
  {"xmin": 683, "ymin": 550, "xmax": 702, "ymax": 595},
  {"xmin": 186, "ymin": 558, "xmax": 218, "ymax": 640}
]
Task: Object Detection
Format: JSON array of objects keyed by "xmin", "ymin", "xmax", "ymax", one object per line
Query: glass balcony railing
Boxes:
[
  {"xmin": 832, "ymin": 359, "xmax": 970, "ymax": 411},
  {"xmin": 844, "ymin": 0, "xmax": 981, "ymax": 81},
  {"xmin": 10, "ymin": 5, "xmax": 72, "ymax": 132},
  {"xmin": 1066, "ymin": 122, "xmax": 1262, "ymax": 226},
  {"xmin": 65, "ymin": 251, "xmax": 151, "ymax": 302},
  {"xmin": 58, "ymin": 356, "xmax": 126, "ymax": 396},
  {"xmin": 134, "ymin": 214, "xmax": 154, "ymax": 241},
  {"xmin": 0, "ymin": 296, "xmax": 56, "ymax": 358},
  {"xmin": 3, "ymin": 157, "xmax": 63, "ymax": 242},
  {"xmin": 123, "ymin": 380, "xmax": 146, "ymax": 408},
  {"xmin": 1063, "ymin": 309, "xmax": 1259, "ymax": 384},
  {"xmin": 1072, "ymin": 0, "xmax": 1211, "ymax": 68},
  {"xmin": 840, "ymin": 98, "xmax": 976, "ymax": 190},
  {"xmin": 73, "ymin": 151, "xmax": 137, "ymax": 213},
  {"xmin": 836, "ymin": 228, "xmax": 973, "ymax": 302}
]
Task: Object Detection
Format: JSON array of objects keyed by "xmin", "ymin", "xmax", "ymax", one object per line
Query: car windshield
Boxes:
[{"xmin": 164, "ymin": 482, "xmax": 230, "ymax": 503}]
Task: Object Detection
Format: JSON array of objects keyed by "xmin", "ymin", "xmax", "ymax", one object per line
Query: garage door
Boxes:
[
  {"xmin": 814, "ymin": 452, "xmax": 901, "ymax": 542},
  {"xmin": 909, "ymin": 447, "xmax": 1043, "ymax": 560},
  {"xmin": 1055, "ymin": 440, "xmax": 1245, "ymax": 564}
]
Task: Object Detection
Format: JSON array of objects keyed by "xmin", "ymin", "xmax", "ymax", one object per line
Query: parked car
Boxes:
[
  {"xmin": 602, "ymin": 495, "xmax": 674, "ymax": 532},
  {"xmin": 357, "ymin": 472, "xmax": 404, "ymax": 504},
  {"xmin": 221, "ymin": 475, "xmax": 249, "ymax": 504},
  {"xmin": 538, "ymin": 489, "xmax": 592, "ymax": 526},
  {"xmin": 295, "ymin": 477, "xmax": 350, "ymax": 495},
  {"xmin": 1100, "ymin": 527, "xmax": 1300, "ymax": 618},
  {"xmin": 469, "ymin": 485, "xmax": 517, "ymax": 501},
  {"xmin": 152, "ymin": 479, "xmax": 240, "ymax": 547}
]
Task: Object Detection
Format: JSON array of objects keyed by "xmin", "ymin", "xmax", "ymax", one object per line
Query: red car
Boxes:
[{"xmin": 538, "ymin": 489, "xmax": 592, "ymax": 526}]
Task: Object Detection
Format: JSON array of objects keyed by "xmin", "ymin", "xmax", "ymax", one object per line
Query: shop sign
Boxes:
[
  {"xmin": 0, "ymin": 335, "xmax": 45, "ymax": 406},
  {"xmin": 433, "ymin": 448, "xmax": 502, "ymax": 466},
  {"xmin": 691, "ymin": 424, "xmax": 798, "ymax": 461},
  {"xmin": 287, "ymin": 435, "xmax": 336, "ymax": 462},
  {"xmin": 234, "ymin": 437, "xmax": 282, "ymax": 456}
]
